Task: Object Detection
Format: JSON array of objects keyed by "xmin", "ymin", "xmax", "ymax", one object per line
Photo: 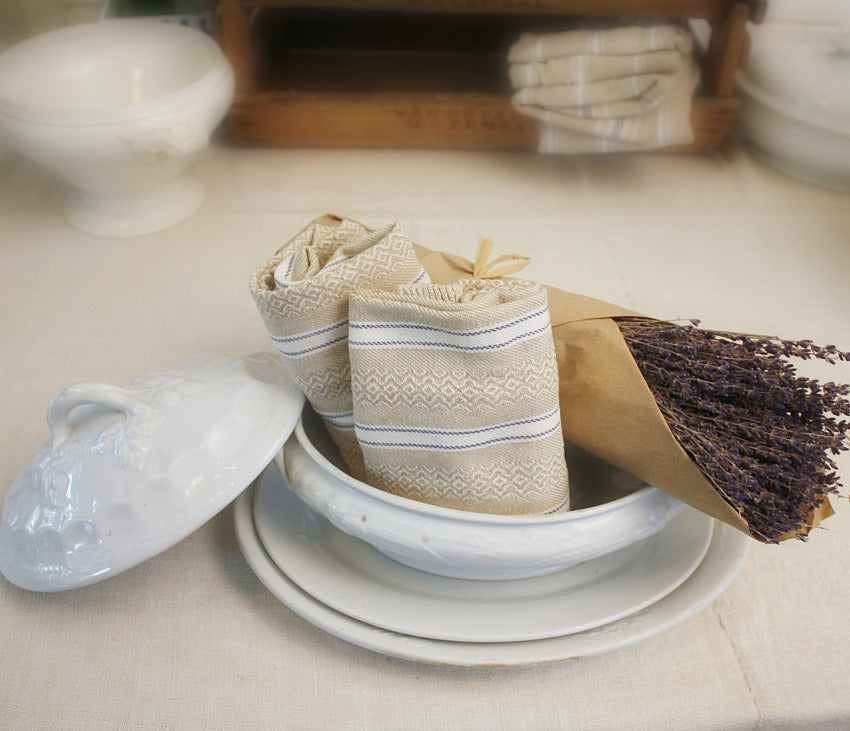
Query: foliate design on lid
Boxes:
[
  {"xmin": 87, "ymin": 409, "xmax": 165, "ymax": 472},
  {"xmin": 0, "ymin": 352, "xmax": 302, "ymax": 592},
  {"xmin": 124, "ymin": 367, "xmax": 207, "ymax": 407},
  {"xmin": 87, "ymin": 370, "xmax": 206, "ymax": 471},
  {"xmin": 4, "ymin": 371, "xmax": 206, "ymax": 576}
]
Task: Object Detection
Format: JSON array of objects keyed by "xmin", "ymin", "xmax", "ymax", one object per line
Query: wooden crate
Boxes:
[{"xmin": 211, "ymin": 0, "xmax": 766, "ymax": 152}]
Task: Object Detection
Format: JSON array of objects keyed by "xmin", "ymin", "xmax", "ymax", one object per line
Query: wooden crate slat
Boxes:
[
  {"xmin": 227, "ymin": 93, "xmax": 738, "ymax": 151},
  {"xmin": 214, "ymin": 0, "xmax": 764, "ymax": 153},
  {"xmin": 235, "ymin": 0, "xmax": 763, "ymax": 23}
]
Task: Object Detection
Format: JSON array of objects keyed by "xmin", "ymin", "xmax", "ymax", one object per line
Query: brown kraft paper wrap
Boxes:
[{"xmin": 411, "ymin": 243, "xmax": 834, "ymax": 542}]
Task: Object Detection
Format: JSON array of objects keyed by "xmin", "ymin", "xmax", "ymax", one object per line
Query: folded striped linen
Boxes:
[
  {"xmin": 348, "ymin": 279, "xmax": 569, "ymax": 515},
  {"xmin": 531, "ymin": 66, "xmax": 698, "ymax": 153},
  {"xmin": 507, "ymin": 24, "xmax": 694, "ymax": 63},
  {"xmin": 508, "ymin": 24, "xmax": 699, "ymax": 153},
  {"xmin": 508, "ymin": 50, "xmax": 686, "ymax": 88},
  {"xmin": 512, "ymin": 72, "xmax": 682, "ymax": 116},
  {"xmin": 249, "ymin": 217, "xmax": 429, "ymax": 477}
]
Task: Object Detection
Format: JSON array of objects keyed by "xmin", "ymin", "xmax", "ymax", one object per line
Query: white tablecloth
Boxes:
[{"xmin": 1, "ymin": 142, "xmax": 849, "ymax": 729}]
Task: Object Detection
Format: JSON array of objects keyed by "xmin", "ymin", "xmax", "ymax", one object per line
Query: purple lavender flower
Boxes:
[{"xmin": 618, "ymin": 318, "xmax": 850, "ymax": 543}]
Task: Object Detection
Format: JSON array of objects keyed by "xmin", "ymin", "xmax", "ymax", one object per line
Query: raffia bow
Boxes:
[{"xmin": 443, "ymin": 237, "xmax": 531, "ymax": 279}]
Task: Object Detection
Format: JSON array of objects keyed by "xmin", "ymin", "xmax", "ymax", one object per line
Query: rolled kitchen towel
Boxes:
[
  {"xmin": 348, "ymin": 278, "xmax": 569, "ymax": 515},
  {"xmin": 249, "ymin": 216, "xmax": 429, "ymax": 476}
]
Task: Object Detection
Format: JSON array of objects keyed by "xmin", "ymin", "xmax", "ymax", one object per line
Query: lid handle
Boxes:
[{"xmin": 46, "ymin": 384, "xmax": 151, "ymax": 450}]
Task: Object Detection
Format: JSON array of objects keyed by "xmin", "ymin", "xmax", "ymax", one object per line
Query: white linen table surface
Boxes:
[{"xmin": 0, "ymin": 141, "xmax": 848, "ymax": 730}]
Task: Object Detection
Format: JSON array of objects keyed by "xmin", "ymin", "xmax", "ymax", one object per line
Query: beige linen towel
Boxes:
[
  {"xmin": 512, "ymin": 72, "xmax": 680, "ymax": 114},
  {"xmin": 348, "ymin": 279, "xmax": 569, "ymax": 515},
  {"xmin": 532, "ymin": 61, "xmax": 699, "ymax": 153},
  {"xmin": 249, "ymin": 216, "xmax": 429, "ymax": 476},
  {"xmin": 508, "ymin": 50, "xmax": 685, "ymax": 88},
  {"xmin": 508, "ymin": 24, "xmax": 699, "ymax": 153},
  {"xmin": 507, "ymin": 25, "xmax": 694, "ymax": 63}
]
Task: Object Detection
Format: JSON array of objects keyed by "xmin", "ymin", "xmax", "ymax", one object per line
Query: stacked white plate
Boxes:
[
  {"xmin": 735, "ymin": 19, "xmax": 850, "ymax": 190},
  {"xmin": 234, "ymin": 459, "xmax": 750, "ymax": 667}
]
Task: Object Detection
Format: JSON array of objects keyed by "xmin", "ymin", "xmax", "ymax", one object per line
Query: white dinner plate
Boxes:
[
  {"xmin": 235, "ymin": 479, "xmax": 751, "ymax": 667},
  {"xmin": 252, "ymin": 464, "xmax": 713, "ymax": 643}
]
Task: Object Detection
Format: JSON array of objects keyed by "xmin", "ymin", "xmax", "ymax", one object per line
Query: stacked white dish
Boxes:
[
  {"xmin": 233, "ymin": 413, "xmax": 751, "ymax": 667},
  {"xmin": 736, "ymin": 17, "xmax": 850, "ymax": 190},
  {"xmin": 0, "ymin": 349, "xmax": 751, "ymax": 665},
  {"xmin": 283, "ymin": 408, "xmax": 686, "ymax": 581}
]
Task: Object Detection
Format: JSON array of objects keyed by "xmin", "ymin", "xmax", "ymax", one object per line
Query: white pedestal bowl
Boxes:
[
  {"xmin": 282, "ymin": 407, "xmax": 685, "ymax": 581},
  {"xmin": 0, "ymin": 19, "xmax": 234, "ymax": 237}
]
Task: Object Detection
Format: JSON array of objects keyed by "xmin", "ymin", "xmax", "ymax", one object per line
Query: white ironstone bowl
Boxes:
[
  {"xmin": 736, "ymin": 24, "xmax": 850, "ymax": 191},
  {"xmin": 280, "ymin": 407, "xmax": 684, "ymax": 580},
  {"xmin": 0, "ymin": 19, "xmax": 234, "ymax": 236}
]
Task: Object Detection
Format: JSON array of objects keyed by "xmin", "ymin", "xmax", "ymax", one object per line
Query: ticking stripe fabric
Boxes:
[
  {"xmin": 508, "ymin": 24, "xmax": 699, "ymax": 153},
  {"xmin": 508, "ymin": 50, "xmax": 686, "ymax": 89},
  {"xmin": 249, "ymin": 218, "xmax": 429, "ymax": 477},
  {"xmin": 507, "ymin": 25, "xmax": 694, "ymax": 64},
  {"xmin": 349, "ymin": 279, "xmax": 569, "ymax": 515}
]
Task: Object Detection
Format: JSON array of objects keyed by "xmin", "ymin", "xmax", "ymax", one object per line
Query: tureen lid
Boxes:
[
  {"xmin": 0, "ymin": 352, "xmax": 303, "ymax": 591},
  {"xmin": 741, "ymin": 29, "xmax": 850, "ymax": 132}
]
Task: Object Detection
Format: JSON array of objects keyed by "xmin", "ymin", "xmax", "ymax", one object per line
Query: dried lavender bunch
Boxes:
[{"xmin": 617, "ymin": 317, "xmax": 850, "ymax": 543}]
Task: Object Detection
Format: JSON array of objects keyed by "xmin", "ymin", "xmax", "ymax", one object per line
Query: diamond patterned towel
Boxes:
[
  {"xmin": 348, "ymin": 279, "xmax": 569, "ymax": 515},
  {"xmin": 249, "ymin": 216, "xmax": 429, "ymax": 476}
]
